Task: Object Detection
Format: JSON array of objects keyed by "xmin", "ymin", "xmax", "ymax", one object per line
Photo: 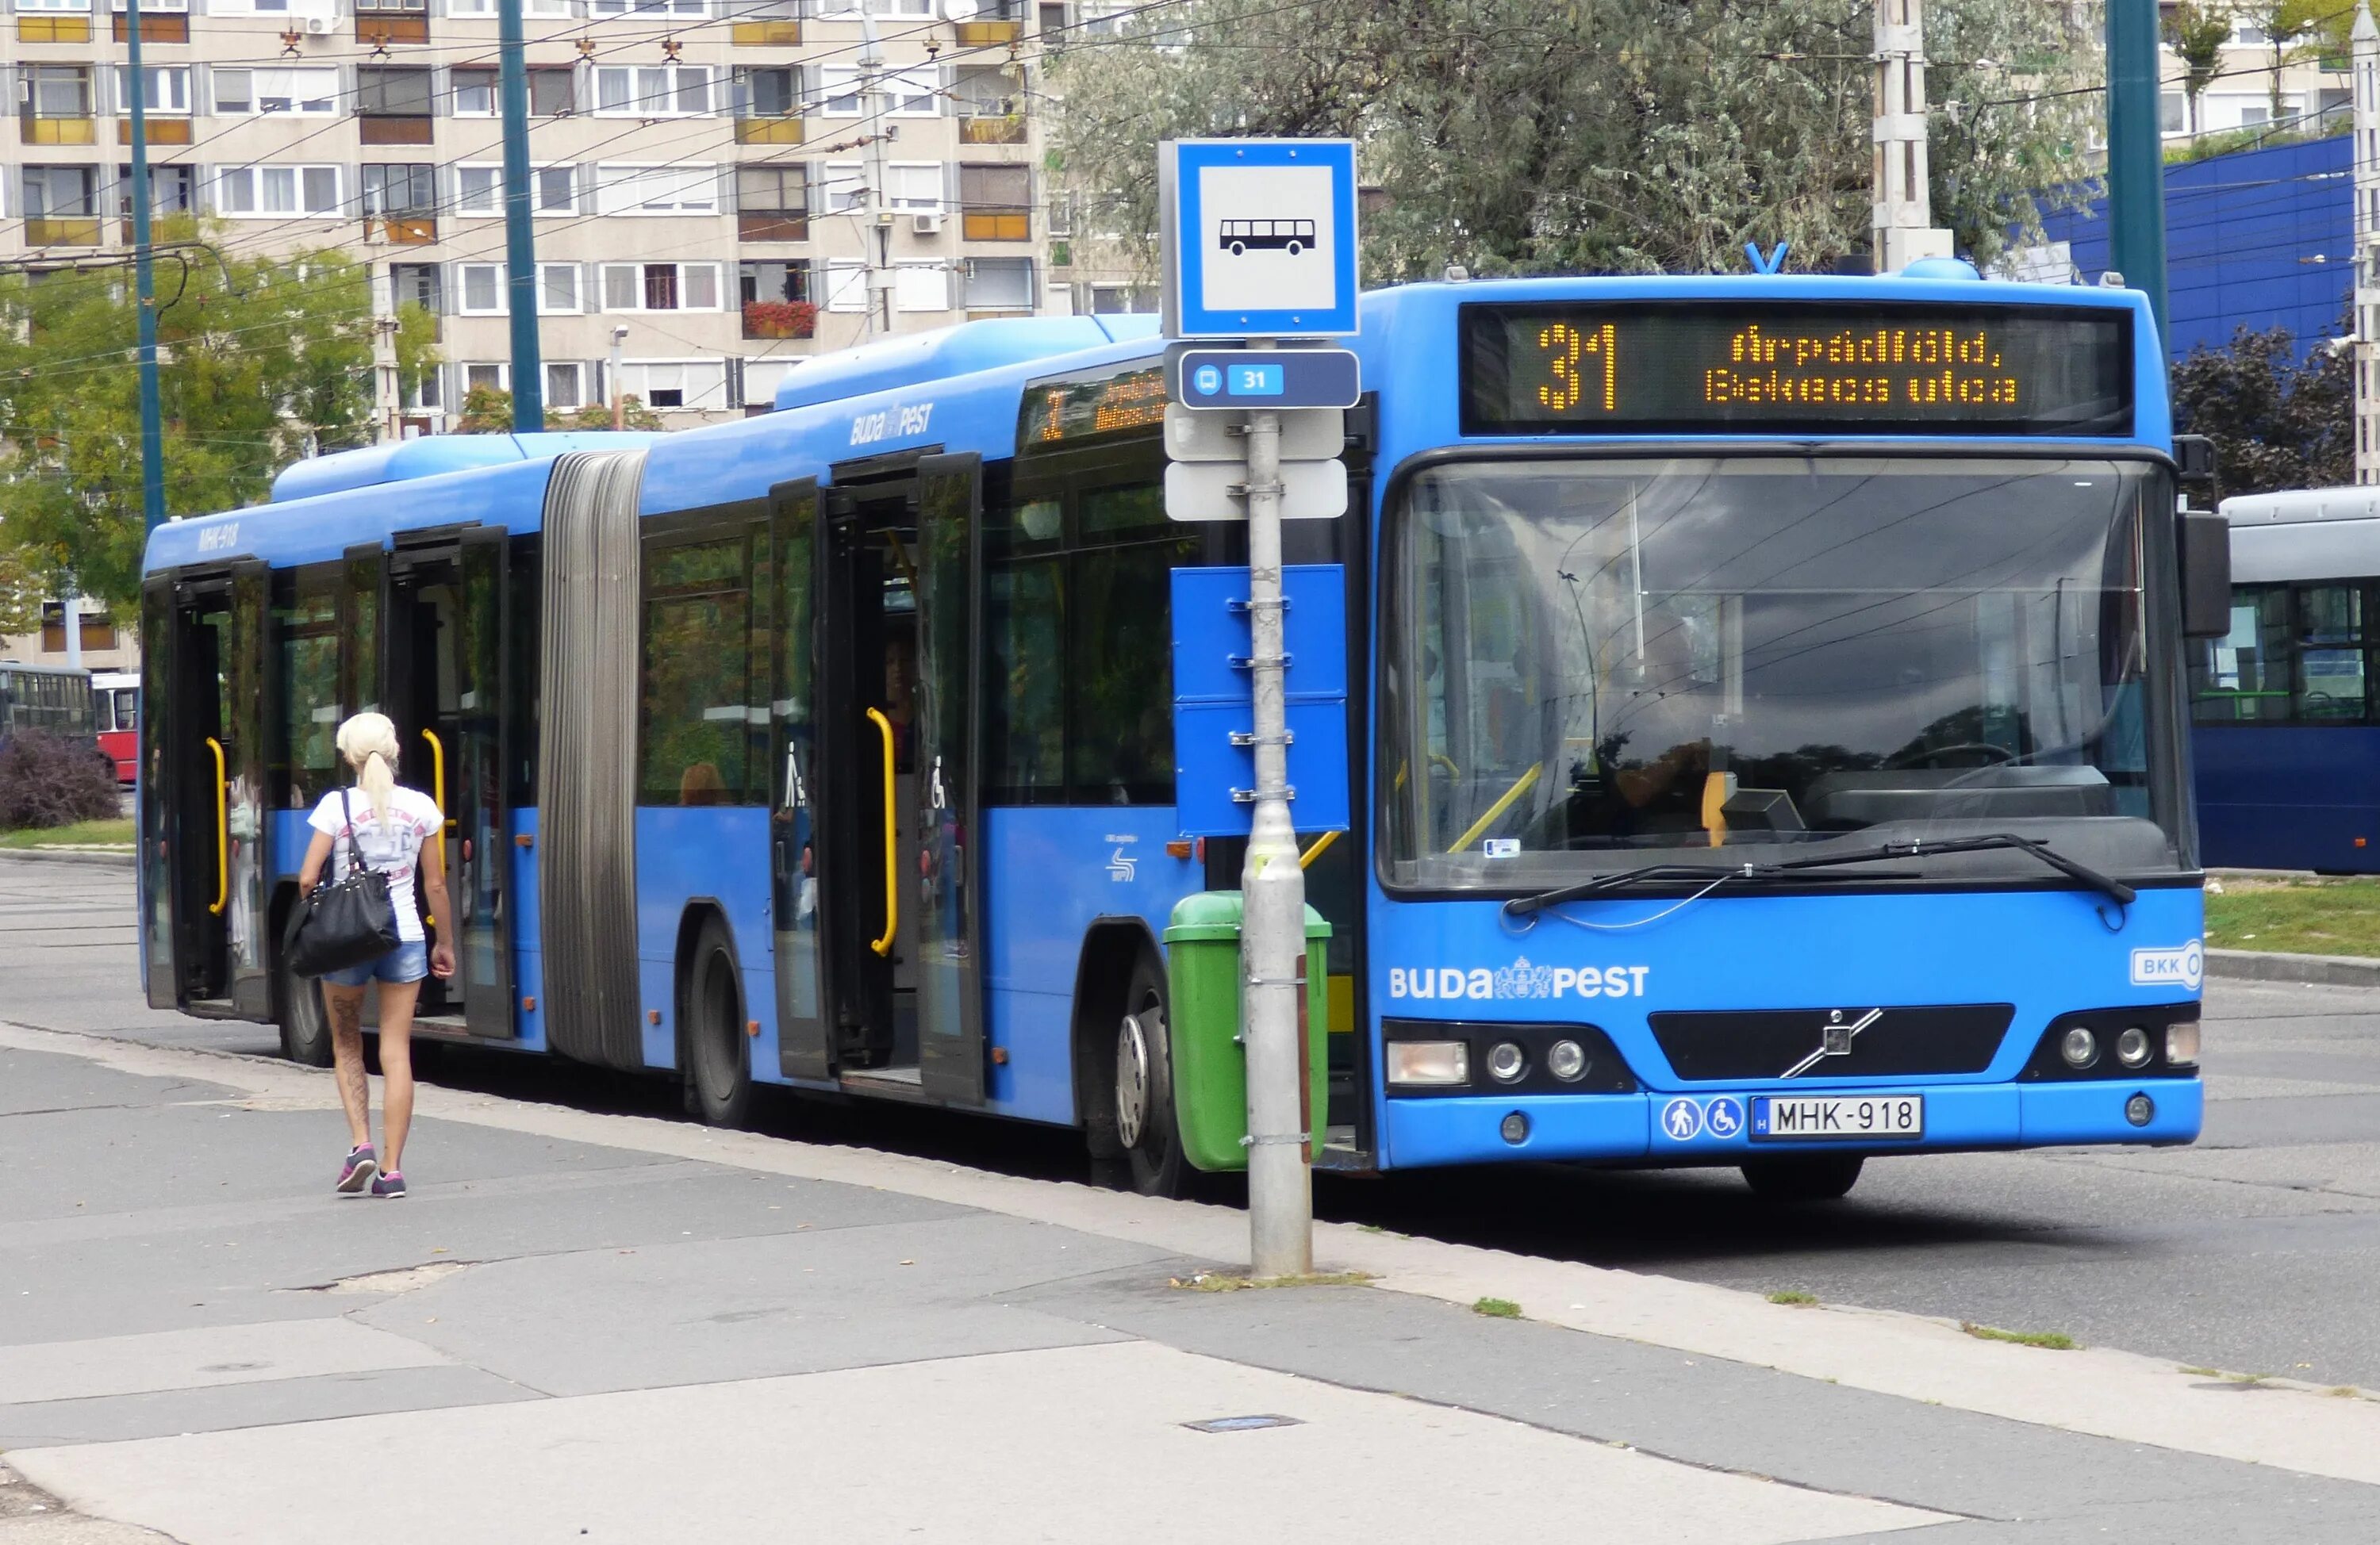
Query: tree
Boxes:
[
  {"xmin": 0, "ymin": 220, "xmax": 437, "ymax": 610},
  {"xmin": 454, "ymin": 385, "xmax": 513, "ymax": 434},
  {"xmin": 2163, "ymin": 2, "xmax": 2232, "ymax": 135},
  {"xmin": 2246, "ymin": 1, "xmax": 2327, "ymax": 124},
  {"xmin": 2170, "ymin": 321, "xmax": 2354, "ymax": 500},
  {"xmin": 558, "ymin": 395, "xmax": 666, "ymax": 431},
  {"xmin": 1049, "ymin": 0, "xmax": 2100, "ymax": 281}
]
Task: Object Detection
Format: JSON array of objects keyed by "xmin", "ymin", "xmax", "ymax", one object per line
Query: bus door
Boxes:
[
  {"xmin": 809, "ymin": 455, "xmax": 986, "ymax": 1098},
  {"xmin": 140, "ymin": 562, "xmax": 271, "ymax": 1018},
  {"xmin": 383, "ymin": 525, "xmax": 516, "ymax": 1038},
  {"xmin": 770, "ymin": 478, "xmax": 831, "ymax": 1079}
]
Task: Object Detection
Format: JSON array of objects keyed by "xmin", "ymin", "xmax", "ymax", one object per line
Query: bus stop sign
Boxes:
[{"xmin": 1160, "ymin": 140, "xmax": 1359, "ymax": 339}]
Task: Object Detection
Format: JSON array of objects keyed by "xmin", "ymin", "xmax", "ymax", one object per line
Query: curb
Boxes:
[
  {"xmin": 0, "ymin": 848, "xmax": 135, "ymax": 870},
  {"xmin": 2205, "ymin": 946, "xmax": 2380, "ymax": 987}
]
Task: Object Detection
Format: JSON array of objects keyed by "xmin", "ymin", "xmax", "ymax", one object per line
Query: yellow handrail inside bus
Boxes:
[
  {"xmin": 1299, "ymin": 830, "xmax": 1341, "ymax": 868},
  {"xmin": 866, "ymin": 707, "xmax": 897, "ymax": 957},
  {"xmin": 205, "ymin": 737, "xmax": 228, "ymax": 916},
  {"xmin": 1449, "ymin": 763, "xmax": 1541, "ymax": 853},
  {"xmin": 420, "ymin": 728, "xmax": 451, "ymax": 834}
]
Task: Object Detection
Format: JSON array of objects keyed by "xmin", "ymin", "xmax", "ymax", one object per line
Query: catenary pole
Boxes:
[
  {"xmin": 126, "ymin": 0, "xmax": 165, "ymax": 533},
  {"xmin": 2106, "ymin": 0, "xmax": 2167, "ymax": 338},
  {"xmin": 859, "ymin": 13, "xmax": 892, "ymax": 337},
  {"xmin": 1239, "ymin": 404, "xmax": 1314, "ymax": 1278},
  {"xmin": 498, "ymin": 0, "xmax": 543, "ymax": 429}
]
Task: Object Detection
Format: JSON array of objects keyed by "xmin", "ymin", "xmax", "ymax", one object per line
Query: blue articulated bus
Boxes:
[
  {"xmin": 137, "ymin": 270, "xmax": 2221, "ymax": 1201},
  {"xmin": 2192, "ymin": 486, "xmax": 2380, "ymax": 872}
]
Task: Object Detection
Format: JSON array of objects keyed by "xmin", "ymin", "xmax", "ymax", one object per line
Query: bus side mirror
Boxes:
[
  {"xmin": 2180, "ymin": 509, "xmax": 2232, "ymax": 639},
  {"xmin": 2175, "ymin": 435, "xmax": 2217, "ymax": 491}
]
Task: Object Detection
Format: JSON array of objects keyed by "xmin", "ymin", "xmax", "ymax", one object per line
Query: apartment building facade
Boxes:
[
  {"xmin": 2159, "ymin": 7, "xmax": 2354, "ymax": 140},
  {"xmin": 0, "ymin": 0, "xmax": 1077, "ymax": 434}
]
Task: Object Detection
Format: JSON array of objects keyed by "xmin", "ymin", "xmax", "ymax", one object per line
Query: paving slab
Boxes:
[{"xmin": 12, "ymin": 1342, "xmax": 1950, "ymax": 1545}]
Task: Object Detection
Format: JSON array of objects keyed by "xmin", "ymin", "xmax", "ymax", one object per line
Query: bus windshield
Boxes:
[{"xmin": 1383, "ymin": 456, "xmax": 2190, "ymax": 891}]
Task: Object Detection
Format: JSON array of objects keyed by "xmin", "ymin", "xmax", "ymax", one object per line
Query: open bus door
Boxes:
[
  {"xmin": 140, "ymin": 562, "xmax": 272, "ymax": 1018},
  {"xmin": 803, "ymin": 454, "xmax": 986, "ymax": 1101},
  {"xmin": 383, "ymin": 525, "xmax": 516, "ymax": 1039}
]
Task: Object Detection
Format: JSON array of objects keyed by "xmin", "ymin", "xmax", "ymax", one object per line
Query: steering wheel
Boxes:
[{"xmin": 1883, "ymin": 741, "xmax": 2018, "ymax": 771}]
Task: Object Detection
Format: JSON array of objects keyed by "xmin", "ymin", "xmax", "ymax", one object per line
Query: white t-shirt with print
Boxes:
[{"xmin": 307, "ymin": 788, "xmax": 443, "ymax": 945}]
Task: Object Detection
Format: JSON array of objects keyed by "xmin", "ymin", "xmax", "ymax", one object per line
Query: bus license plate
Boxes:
[{"xmin": 1751, "ymin": 1095, "xmax": 1923, "ymax": 1141}]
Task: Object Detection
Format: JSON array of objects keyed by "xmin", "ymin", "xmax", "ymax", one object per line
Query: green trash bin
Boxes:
[{"xmin": 1162, "ymin": 891, "xmax": 1331, "ymax": 1172}]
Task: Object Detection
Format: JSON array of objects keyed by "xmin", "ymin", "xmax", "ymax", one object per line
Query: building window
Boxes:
[
  {"xmin": 463, "ymin": 362, "xmax": 508, "ymax": 396},
  {"xmin": 211, "ymin": 68, "xmax": 337, "ymax": 116},
  {"xmin": 356, "ymin": 67, "xmax": 435, "ymax": 117},
  {"xmin": 740, "ymin": 259, "xmax": 814, "ymax": 337},
  {"xmin": 960, "ymin": 163, "xmax": 1031, "ymax": 240},
  {"xmin": 620, "ymin": 359, "xmax": 729, "ymax": 411},
  {"xmin": 362, "ymin": 163, "xmax": 435, "ymax": 216},
  {"xmin": 735, "ymin": 164, "xmax": 808, "ymax": 239},
  {"xmin": 390, "ymin": 261, "xmax": 442, "ymax": 315},
  {"xmin": 114, "ymin": 163, "xmax": 195, "ymax": 217},
  {"xmin": 817, "ymin": 65, "xmax": 939, "ymax": 117},
  {"xmin": 536, "ymin": 167, "xmax": 577, "ymax": 213},
  {"xmin": 545, "ymin": 361, "xmax": 589, "ymax": 410},
  {"xmin": 1088, "ymin": 282, "xmax": 1158, "ymax": 314},
  {"xmin": 2160, "ymin": 92, "xmax": 2184, "ymax": 134},
  {"xmin": 594, "ymin": 163, "xmax": 719, "ymax": 214},
  {"xmin": 113, "ymin": 65, "xmax": 190, "ymax": 114},
  {"xmin": 595, "ymin": 66, "xmax": 713, "ymax": 117},
  {"xmin": 213, "ymin": 165, "xmax": 343, "ymax": 217},
  {"xmin": 963, "ymin": 256, "xmax": 1034, "ymax": 311},
  {"xmin": 539, "ymin": 263, "xmax": 582, "ymax": 314},
  {"xmin": 450, "ymin": 67, "xmax": 497, "ymax": 117},
  {"xmin": 459, "ymin": 263, "xmax": 505, "ymax": 315},
  {"xmin": 894, "ymin": 262, "xmax": 949, "ymax": 312},
  {"xmin": 530, "ymin": 67, "xmax": 578, "ymax": 116},
  {"xmin": 591, "ymin": 0, "xmax": 708, "ymax": 15},
  {"xmin": 458, "ymin": 165, "xmax": 574, "ymax": 216},
  {"xmin": 601, "ymin": 262, "xmax": 723, "ymax": 311},
  {"xmin": 825, "ymin": 259, "xmax": 866, "ymax": 312},
  {"xmin": 886, "ymin": 162, "xmax": 944, "ymax": 212},
  {"xmin": 22, "ymin": 165, "xmax": 96, "ymax": 217},
  {"xmin": 25, "ymin": 66, "xmax": 94, "ymax": 119},
  {"xmin": 821, "ymin": 161, "xmax": 865, "ymax": 213},
  {"xmin": 458, "ymin": 167, "xmax": 501, "ymax": 216},
  {"xmin": 731, "ymin": 65, "xmax": 797, "ymax": 117}
]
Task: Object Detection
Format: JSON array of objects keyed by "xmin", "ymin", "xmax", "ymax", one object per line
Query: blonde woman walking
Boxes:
[{"xmin": 294, "ymin": 712, "xmax": 455, "ymax": 1199}]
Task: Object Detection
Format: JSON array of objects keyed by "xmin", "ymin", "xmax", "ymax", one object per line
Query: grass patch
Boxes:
[
  {"xmin": 2329, "ymin": 1386, "xmax": 2362, "ymax": 1398},
  {"xmin": 0, "ymin": 817, "xmax": 132, "ymax": 850},
  {"xmin": 1766, "ymin": 1289, "xmax": 1820, "ymax": 1306},
  {"xmin": 1169, "ymin": 1271, "xmax": 1376, "ymax": 1293},
  {"xmin": 2179, "ymin": 1366, "xmax": 2221, "ymax": 1378},
  {"xmin": 2205, "ymin": 876, "xmax": 2380, "ymax": 959},
  {"xmin": 1472, "ymin": 1297, "xmax": 1522, "ymax": 1319},
  {"xmin": 1960, "ymin": 1321, "xmax": 2076, "ymax": 1351}
]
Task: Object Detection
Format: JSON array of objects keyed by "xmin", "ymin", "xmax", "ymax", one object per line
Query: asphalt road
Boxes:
[{"xmin": 7, "ymin": 849, "xmax": 2376, "ymax": 1394}]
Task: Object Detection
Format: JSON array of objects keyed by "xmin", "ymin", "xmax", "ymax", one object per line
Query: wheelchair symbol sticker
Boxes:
[
  {"xmin": 1659, "ymin": 1098, "xmax": 1702, "ymax": 1141},
  {"xmin": 1704, "ymin": 1097, "xmax": 1745, "ymax": 1139}
]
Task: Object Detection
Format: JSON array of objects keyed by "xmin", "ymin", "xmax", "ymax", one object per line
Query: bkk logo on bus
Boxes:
[{"xmin": 1387, "ymin": 957, "xmax": 1649, "ymax": 1002}]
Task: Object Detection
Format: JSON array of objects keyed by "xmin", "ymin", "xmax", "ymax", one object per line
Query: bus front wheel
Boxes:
[
  {"xmin": 683, "ymin": 916, "xmax": 752, "ymax": 1129},
  {"xmin": 1741, "ymin": 1155, "xmax": 1864, "ymax": 1202},
  {"xmin": 1112, "ymin": 956, "xmax": 1187, "ymax": 1198}
]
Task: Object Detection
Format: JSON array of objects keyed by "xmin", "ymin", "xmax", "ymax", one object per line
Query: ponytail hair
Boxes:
[{"xmin": 335, "ymin": 712, "xmax": 402, "ymax": 826}]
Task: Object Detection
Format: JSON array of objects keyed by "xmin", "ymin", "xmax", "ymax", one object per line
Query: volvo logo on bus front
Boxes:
[{"xmin": 1781, "ymin": 1008, "xmax": 1883, "ymax": 1079}]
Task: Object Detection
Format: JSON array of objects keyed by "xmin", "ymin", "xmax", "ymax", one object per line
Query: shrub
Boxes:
[{"xmin": 0, "ymin": 730, "xmax": 121, "ymax": 830}]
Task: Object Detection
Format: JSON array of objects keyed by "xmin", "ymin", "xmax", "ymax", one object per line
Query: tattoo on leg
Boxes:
[{"xmin": 329, "ymin": 992, "xmax": 370, "ymax": 1130}]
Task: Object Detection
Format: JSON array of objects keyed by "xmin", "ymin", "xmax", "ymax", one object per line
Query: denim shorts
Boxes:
[{"xmin": 322, "ymin": 940, "xmax": 429, "ymax": 989}]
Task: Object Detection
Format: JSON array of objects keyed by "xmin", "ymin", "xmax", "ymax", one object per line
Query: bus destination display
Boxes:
[{"xmin": 1461, "ymin": 302, "xmax": 2133, "ymax": 436}]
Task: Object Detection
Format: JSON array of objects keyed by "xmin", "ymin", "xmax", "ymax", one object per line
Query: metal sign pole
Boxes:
[{"xmin": 1238, "ymin": 405, "xmax": 1313, "ymax": 1278}]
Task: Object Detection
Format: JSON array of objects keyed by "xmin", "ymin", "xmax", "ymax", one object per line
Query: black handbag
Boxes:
[{"xmin": 284, "ymin": 789, "xmax": 402, "ymax": 979}]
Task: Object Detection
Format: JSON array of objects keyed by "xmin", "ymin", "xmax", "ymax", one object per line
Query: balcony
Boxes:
[
  {"xmin": 26, "ymin": 217, "xmax": 102, "ymax": 247},
  {"xmin": 356, "ymin": 14, "xmax": 428, "ymax": 44},
  {"xmin": 961, "ymin": 205, "xmax": 1031, "ymax": 241},
  {"xmin": 731, "ymin": 19, "xmax": 800, "ymax": 44},
  {"xmin": 958, "ymin": 113, "xmax": 1027, "ymax": 146},
  {"xmin": 735, "ymin": 116, "xmax": 805, "ymax": 146},
  {"xmin": 954, "ymin": 19, "xmax": 1020, "ymax": 45},
  {"xmin": 113, "ymin": 13, "xmax": 188, "ymax": 42},
  {"xmin": 119, "ymin": 117, "xmax": 191, "ymax": 144},
  {"xmin": 367, "ymin": 214, "xmax": 437, "ymax": 244},
  {"xmin": 360, "ymin": 115, "xmax": 434, "ymax": 146},
  {"xmin": 742, "ymin": 300, "xmax": 816, "ymax": 340},
  {"xmin": 17, "ymin": 16, "xmax": 91, "ymax": 42},
  {"xmin": 22, "ymin": 117, "xmax": 96, "ymax": 145},
  {"xmin": 739, "ymin": 211, "xmax": 808, "ymax": 242}
]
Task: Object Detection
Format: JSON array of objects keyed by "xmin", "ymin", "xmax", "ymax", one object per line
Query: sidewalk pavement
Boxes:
[{"xmin": 2, "ymin": 1023, "xmax": 2378, "ymax": 1543}]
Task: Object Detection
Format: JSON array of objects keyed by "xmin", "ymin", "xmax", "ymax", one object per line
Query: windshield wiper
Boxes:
[
  {"xmin": 1503, "ymin": 860, "xmax": 1918, "ymax": 918},
  {"xmin": 1501, "ymin": 830, "xmax": 2133, "ymax": 918}
]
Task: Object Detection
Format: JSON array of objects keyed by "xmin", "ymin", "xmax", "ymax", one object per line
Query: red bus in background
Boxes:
[{"xmin": 93, "ymin": 671, "xmax": 138, "ymax": 784}]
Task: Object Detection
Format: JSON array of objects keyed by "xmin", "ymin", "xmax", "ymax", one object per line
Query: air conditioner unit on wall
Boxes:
[
  {"xmin": 911, "ymin": 211, "xmax": 943, "ymax": 236},
  {"xmin": 303, "ymin": 15, "xmax": 334, "ymax": 33}
]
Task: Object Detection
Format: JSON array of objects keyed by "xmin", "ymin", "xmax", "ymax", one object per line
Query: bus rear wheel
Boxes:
[
  {"xmin": 683, "ymin": 917, "xmax": 751, "ymax": 1129},
  {"xmin": 1741, "ymin": 1155, "xmax": 1864, "ymax": 1202},
  {"xmin": 277, "ymin": 952, "xmax": 332, "ymax": 1067},
  {"xmin": 1113, "ymin": 957, "xmax": 1187, "ymax": 1198}
]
